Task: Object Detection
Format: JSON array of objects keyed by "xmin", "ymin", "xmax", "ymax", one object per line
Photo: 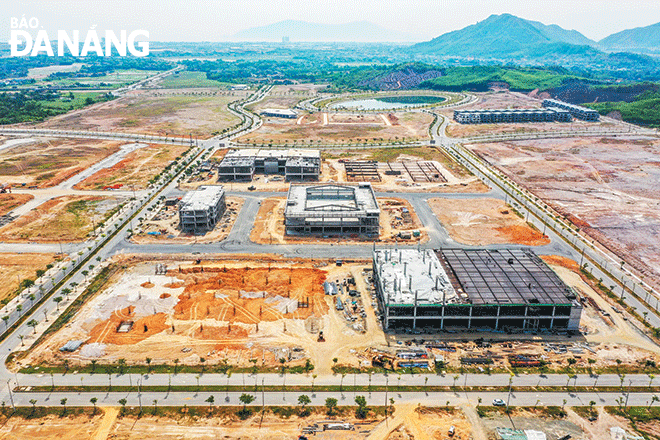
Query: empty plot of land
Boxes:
[
  {"xmin": 0, "ymin": 193, "xmax": 34, "ymax": 215},
  {"xmin": 0, "ymin": 253, "xmax": 57, "ymax": 304},
  {"xmin": 74, "ymin": 143, "xmax": 189, "ymax": 190},
  {"xmin": 0, "ymin": 138, "xmax": 122, "ymax": 188},
  {"xmin": 238, "ymin": 111, "xmax": 433, "ymax": 145},
  {"xmin": 38, "ymin": 91, "xmax": 243, "ymax": 138},
  {"xmin": 0, "ymin": 413, "xmax": 104, "ymax": 440},
  {"xmin": 467, "ymin": 136, "xmax": 660, "ymax": 289},
  {"xmin": 0, "ymin": 195, "xmax": 125, "ymax": 242},
  {"xmin": 428, "ymin": 197, "xmax": 549, "ymax": 246}
]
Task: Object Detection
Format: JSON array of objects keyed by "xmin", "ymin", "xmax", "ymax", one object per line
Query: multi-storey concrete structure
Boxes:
[
  {"xmin": 178, "ymin": 185, "xmax": 226, "ymax": 233},
  {"xmin": 542, "ymin": 99, "xmax": 600, "ymax": 121},
  {"xmin": 454, "ymin": 108, "xmax": 572, "ymax": 124},
  {"xmin": 373, "ymin": 248, "xmax": 582, "ymax": 333},
  {"xmin": 284, "ymin": 183, "xmax": 380, "ymax": 236},
  {"xmin": 217, "ymin": 149, "xmax": 320, "ymax": 181}
]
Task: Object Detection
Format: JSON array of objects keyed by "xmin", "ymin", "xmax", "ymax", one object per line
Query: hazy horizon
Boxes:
[{"xmin": 3, "ymin": 0, "xmax": 660, "ymax": 43}]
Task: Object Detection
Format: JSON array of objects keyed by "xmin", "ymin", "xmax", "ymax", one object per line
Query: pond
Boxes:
[{"xmin": 328, "ymin": 95, "xmax": 445, "ymax": 110}]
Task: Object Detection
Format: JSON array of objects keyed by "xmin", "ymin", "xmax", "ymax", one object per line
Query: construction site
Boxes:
[
  {"xmin": 251, "ymin": 195, "xmax": 426, "ymax": 244},
  {"xmin": 21, "ymin": 256, "xmax": 381, "ymax": 371},
  {"xmin": 373, "ymin": 248, "xmax": 582, "ymax": 333}
]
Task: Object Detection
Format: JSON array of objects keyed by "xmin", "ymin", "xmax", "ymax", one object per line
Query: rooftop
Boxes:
[
  {"xmin": 179, "ymin": 185, "xmax": 225, "ymax": 212},
  {"xmin": 374, "ymin": 249, "xmax": 457, "ymax": 306},
  {"xmin": 286, "ymin": 183, "xmax": 379, "ymax": 217},
  {"xmin": 440, "ymin": 249, "xmax": 575, "ymax": 306},
  {"xmin": 261, "ymin": 108, "xmax": 298, "ymax": 117}
]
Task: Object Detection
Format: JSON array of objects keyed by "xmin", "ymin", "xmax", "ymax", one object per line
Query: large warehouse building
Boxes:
[
  {"xmin": 178, "ymin": 185, "xmax": 226, "ymax": 233},
  {"xmin": 218, "ymin": 149, "xmax": 320, "ymax": 182},
  {"xmin": 373, "ymin": 248, "xmax": 582, "ymax": 333},
  {"xmin": 284, "ymin": 183, "xmax": 380, "ymax": 236}
]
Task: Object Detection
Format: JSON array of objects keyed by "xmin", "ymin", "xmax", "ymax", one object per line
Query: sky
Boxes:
[{"xmin": 3, "ymin": 0, "xmax": 660, "ymax": 43}]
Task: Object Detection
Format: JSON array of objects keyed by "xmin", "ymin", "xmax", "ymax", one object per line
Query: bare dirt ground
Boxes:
[
  {"xmin": 250, "ymin": 197, "xmax": 428, "ymax": 245},
  {"xmin": 0, "ymin": 195, "xmax": 124, "ymax": 242},
  {"xmin": 131, "ymin": 197, "xmax": 244, "ymax": 244},
  {"xmin": 427, "ymin": 197, "xmax": 550, "ymax": 246},
  {"xmin": 322, "ymin": 147, "xmax": 489, "ymax": 194},
  {"xmin": 467, "ymin": 136, "xmax": 660, "ymax": 291},
  {"xmin": 0, "ymin": 253, "xmax": 57, "ymax": 304},
  {"xmin": 441, "ymin": 91, "xmax": 619, "ymax": 138},
  {"xmin": 0, "ymin": 193, "xmax": 34, "ymax": 215},
  {"xmin": 0, "ymin": 139, "xmax": 122, "ymax": 188},
  {"xmin": 478, "ymin": 407, "xmax": 586, "ymax": 439},
  {"xmin": 373, "ymin": 406, "xmax": 471, "ymax": 440},
  {"xmin": 237, "ymin": 111, "xmax": 433, "ymax": 145},
  {"xmin": 74, "ymin": 143, "xmax": 189, "ymax": 190},
  {"xmin": 22, "ymin": 256, "xmax": 382, "ymax": 373},
  {"xmin": 35, "ymin": 90, "xmax": 244, "ymax": 138},
  {"xmin": 0, "ymin": 413, "xmax": 104, "ymax": 439}
]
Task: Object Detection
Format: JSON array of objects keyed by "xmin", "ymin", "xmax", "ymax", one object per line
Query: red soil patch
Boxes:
[
  {"xmin": 140, "ymin": 281, "xmax": 154, "ymax": 288},
  {"xmin": 87, "ymin": 307, "xmax": 169, "ymax": 345},
  {"xmin": 159, "ymin": 293, "xmax": 171, "ymax": 299},
  {"xmin": 172, "ymin": 268, "xmax": 328, "ymax": 324},
  {"xmin": 496, "ymin": 224, "xmax": 550, "ymax": 246},
  {"xmin": 164, "ymin": 282, "xmax": 184, "ymax": 289},
  {"xmin": 540, "ymin": 255, "xmax": 580, "ymax": 271}
]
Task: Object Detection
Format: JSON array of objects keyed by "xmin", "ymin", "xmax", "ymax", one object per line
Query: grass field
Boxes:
[
  {"xmin": 39, "ymin": 69, "xmax": 161, "ymax": 89},
  {"xmin": 0, "ymin": 195, "xmax": 123, "ymax": 242},
  {"xmin": 158, "ymin": 71, "xmax": 225, "ymax": 88}
]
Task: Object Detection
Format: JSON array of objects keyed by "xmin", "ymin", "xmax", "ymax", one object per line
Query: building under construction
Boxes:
[
  {"xmin": 178, "ymin": 185, "xmax": 226, "ymax": 233},
  {"xmin": 284, "ymin": 183, "xmax": 380, "ymax": 236},
  {"xmin": 217, "ymin": 148, "xmax": 320, "ymax": 181},
  {"xmin": 373, "ymin": 248, "xmax": 582, "ymax": 333}
]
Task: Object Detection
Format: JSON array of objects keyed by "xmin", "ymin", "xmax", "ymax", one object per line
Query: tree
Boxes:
[
  {"xmin": 206, "ymin": 395, "xmax": 215, "ymax": 408},
  {"xmin": 90, "ymin": 397, "xmax": 98, "ymax": 414},
  {"xmin": 173, "ymin": 358, "xmax": 180, "ymax": 374},
  {"xmin": 325, "ymin": 397, "xmax": 338, "ymax": 416},
  {"xmin": 29, "ymin": 398, "xmax": 37, "ymax": 415},
  {"xmin": 238, "ymin": 393, "xmax": 255, "ymax": 418},
  {"xmin": 146, "ymin": 357, "xmax": 152, "ymax": 373},
  {"xmin": 650, "ymin": 395, "xmax": 659, "ymax": 409},
  {"xmin": 27, "ymin": 319, "xmax": 38, "ymax": 334},
  {"xmin": 60, "ymin": 398, "xmax": 67, "ymax": 415},
  {"xmin": 355, "ymin": 395, "xmax": 368, "ymax": 419},
  {"xmin": 53, "ymin": 296, "xmax": 63, "ymax": 311},
  {"xmin": 118, "ymin": 398, "xmax": 127, "ymax": 415},
  {"xmin": 298, "ymin": 394, "xmax": 311, "ymax": 416},
  {"xmin": 152, "ymin": 399, "xmax": 158, "ymax": 415},
  {"xmin": 1, "ymin": 316, "xmax": 8, "ymax": 328}
]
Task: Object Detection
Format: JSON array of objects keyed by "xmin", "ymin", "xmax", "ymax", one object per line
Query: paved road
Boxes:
[{"xmin": 5, "ymin": 390, "xmax": 656, "ymax": 408}]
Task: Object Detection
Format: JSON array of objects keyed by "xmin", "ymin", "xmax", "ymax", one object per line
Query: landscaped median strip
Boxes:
[{"xmin": 15, "ymin": 384, "xmax": 660, "ymax": 394}]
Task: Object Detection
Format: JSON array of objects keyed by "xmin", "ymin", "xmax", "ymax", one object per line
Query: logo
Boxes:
[{"xmin": 9, "ymin": 16, "xmax": 150, "ymax": 57}]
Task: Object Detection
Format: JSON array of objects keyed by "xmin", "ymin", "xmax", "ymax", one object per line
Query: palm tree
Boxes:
[
  {"xmin": 29, "ymin": 398, "xmax": 37, "ymax": 415},
  {"xmin": 206, "ymin": 395, "xmax": 215, "ymax": 408},
  {"xmin": 152, "ymin": 399, "xmax": 158, "ymax": 415},
  {"xmin": 311, "ymin": 374, "xmax": 317, "ymax": 395},
  {"xmin": 1, "ymin": 316, "xmax": 8, "ymax": 329},
  {"xmin": 649, "ymin": 395, "xmax": 659, "ymax": 409},
  {"xmin": 60, "ymin": 398, "xmax": 67, "ymax": 415},
  {"xmin": 146, "ymin": 357, "xmax": 152, "ymax": 373},
  {"xmin": 27, "ymin": 319, "xmax": 38, "ymax": 334},
  {"xmin": 298, "ymin": 394, "xmax": 311, "ymax": 416},
  {"xmin": 173, "ymin": 358, "xmax": 180, "ymax": 374},
  {"xmin": 118, "ymin": 398, "xmax": 127, "ymax": 415},
  {"xmin": 53, "ymin": 296, "xmax": 63, "ymax": 311}
]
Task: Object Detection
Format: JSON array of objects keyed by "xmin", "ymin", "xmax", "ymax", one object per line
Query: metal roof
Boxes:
[{"xmin": 440, "ymin": 249, "xmax": 575, "ymax": 306}]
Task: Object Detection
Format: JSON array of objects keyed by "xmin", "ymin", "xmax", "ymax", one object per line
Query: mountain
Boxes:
[
  {"xmin": 412, "ymin": 14, "xmax": 596, "ymax": 58},
  {"xmin": 230, "ymin": 20, "xmax": 420, "ymax": 43},
  {"xmin": 599, "ymin": 22, "xmax": 660, "ymax": 53}
]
